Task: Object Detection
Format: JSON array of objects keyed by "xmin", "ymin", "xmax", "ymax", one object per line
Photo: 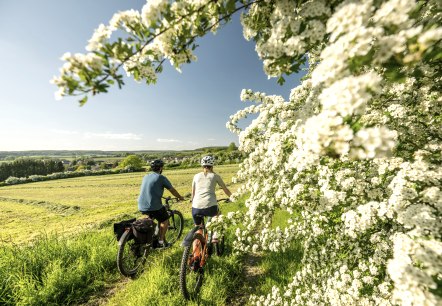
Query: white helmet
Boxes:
[{"xmin": 201, "ymin": 155, "xmax": 215, "ymax": 167}]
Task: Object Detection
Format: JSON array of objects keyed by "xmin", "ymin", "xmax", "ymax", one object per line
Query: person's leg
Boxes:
[
  {"xmin": 159, "ymin": 218, "xmax": 169, "ymax": 242},
  {"xmin": 191, "ymin": 208, "xmax": 205, "ymax": 258},
  {"xmin": 149, "ymin": 206, "xmax": 170, "ymax": 246}
]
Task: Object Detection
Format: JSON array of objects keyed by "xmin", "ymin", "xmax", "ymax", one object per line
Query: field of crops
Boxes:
[{"xmin": 0, "ymin": 165, "xmax": 238, "ymax": 243}]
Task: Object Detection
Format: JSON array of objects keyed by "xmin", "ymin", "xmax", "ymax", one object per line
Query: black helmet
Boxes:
[{"xmin": 150, "ymin": 159, "xmax": 164, "ymax": 171}]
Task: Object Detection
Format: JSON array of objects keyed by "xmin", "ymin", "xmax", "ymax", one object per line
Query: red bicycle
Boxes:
[{"xmin": 179, "ymin": 198, "xmax": 229, "ymax": 299}]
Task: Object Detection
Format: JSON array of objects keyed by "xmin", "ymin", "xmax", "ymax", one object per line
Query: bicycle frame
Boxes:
[
  {"xmin": 179, "ymin": 198, "xmax": 229, "ymax": 299},
  {"xmin": 191, "ymin": 215, "xmax": 217, "ymax": 267}
]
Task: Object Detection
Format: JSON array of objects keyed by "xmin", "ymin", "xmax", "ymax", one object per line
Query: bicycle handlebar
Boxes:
[{"xmin": 162, "ymin": 196, "xmax": 189, "ymax": 204}]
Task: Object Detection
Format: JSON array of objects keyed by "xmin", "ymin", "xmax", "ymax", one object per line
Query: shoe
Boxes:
[{"xmin": 157, "ymin": 241, "xmax": 172, "ymax": 248}]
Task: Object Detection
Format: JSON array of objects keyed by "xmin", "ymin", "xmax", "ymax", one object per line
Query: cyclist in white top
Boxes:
[{"xmin": 191, "ymin": 155, "xmax": 232, "ymax": 225}]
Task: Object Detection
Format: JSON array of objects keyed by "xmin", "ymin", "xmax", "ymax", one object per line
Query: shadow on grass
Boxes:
[{"xmin": 255, "ymin": 241, "xmax": 303, "ymax": 295}]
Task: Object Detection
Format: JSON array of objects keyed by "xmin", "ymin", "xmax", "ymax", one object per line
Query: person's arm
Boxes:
[
  {"xmin": 216, "ymin": 175, "xmax": 232, "ymax": 197},
  {"xmin": 163, "ymin": 175, "xmax": 184, "ymax": 201},
  {"xmin": 222, "ymin": 186, "xmax": 232, "ymax": 197},
  {"xmin": 191, "ymin": 182, "xmax": 195, "ymax": 202},
  {"xmin": 168, "ymin": 187, "xmax": 184, "ymax": 201}
]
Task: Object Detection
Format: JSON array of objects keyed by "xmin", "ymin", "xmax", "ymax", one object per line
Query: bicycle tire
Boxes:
[
  {"xmin": 166, "ymin": 210, "xmax": 184, "ymax": 244},
  {"xmin": 215, "ymin": 234, "xmax": 225, "ymax": 256},
  {"xmin": 180, "ymin": 233, "xmax": 205, "ymax": 300},
  {"xmin": 117, "ymin": 229, "xmax": 149, "ymax": 277}
]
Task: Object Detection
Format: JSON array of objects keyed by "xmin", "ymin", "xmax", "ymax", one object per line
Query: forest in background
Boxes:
[{"xmin": 0, "ymin": 143, "xmax": 245, "ymax": 184}]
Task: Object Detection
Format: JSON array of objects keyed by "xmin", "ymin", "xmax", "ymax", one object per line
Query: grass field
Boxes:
[
  {"xmin": 0, "ymin": 165, "xmax": 238, "ymax": 243},
  {"xmin": 0, "ymin": 164, "xmax": 302, "ymax": 305}
]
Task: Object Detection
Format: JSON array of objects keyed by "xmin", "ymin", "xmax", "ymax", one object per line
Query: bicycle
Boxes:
[
  {"xmin": 115, "ymin": 196, "xmax": 184, "ymax": 277},
  {"xmin": 179, "ymin": 198, "xmax": 230, "ymax": 300}
]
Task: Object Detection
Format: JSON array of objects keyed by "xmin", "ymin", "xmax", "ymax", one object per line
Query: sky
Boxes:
[{"xmin": 0, "ymin": 0, "xmax": 303, "ymax": 151}]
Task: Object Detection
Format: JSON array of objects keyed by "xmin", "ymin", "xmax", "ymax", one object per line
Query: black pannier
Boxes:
[
  {"xmin": 132, "ymin": 218, "xmax": 156, "ymax": 244},
  {"xmin": 113, "ymin": 218, "xmax": 136, "ymax": 241}
]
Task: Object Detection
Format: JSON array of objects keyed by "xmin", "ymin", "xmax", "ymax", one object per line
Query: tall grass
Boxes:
[
  {"xmin": 106, "ymin": 245, "xmax": 242, "ymax": 306},
  {"xmin": 107, "ymin": 201, "xmax": 246, "ymax": 306},
  {"xmin": 0, "ymin": 230, "xmax": 117, "ymax": 305},
  {"xmin": 0, "ymin": 198, "xmax": 248, "ymax": 305}
]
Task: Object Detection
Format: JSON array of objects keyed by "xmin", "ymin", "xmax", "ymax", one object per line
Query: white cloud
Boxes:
[
  {"xmin": 50, "ymin": 129, "xmax": 79, "ymax": 135},
  {"xmin": 208, "ymin": 138, "xmax": 216, "ymax": 141},
  {"xmin": 84, "ymin": 132, "xmax": 142, "ymax": 140},
  {"xmin": 157, "ymin": 138, "xmax": 182, "ymax": 143}
]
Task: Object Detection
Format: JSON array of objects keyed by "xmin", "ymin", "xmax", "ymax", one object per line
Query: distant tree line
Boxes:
[
  {"xmin": 0, "ymin": 144, "xmax": 245, "ymax": 184},
  {"xmin": 0, "ymin": 159, "xmax": 64, "ymax": 181}
]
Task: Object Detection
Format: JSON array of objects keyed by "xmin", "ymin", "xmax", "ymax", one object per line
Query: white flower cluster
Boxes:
[
  {"xmin": 50, "ymin": 52, "xmax": 104, "ymax": 100},
  {"xmin": 225, "ymin": 0, "xmax": 442, "ymax": 305},
  {"xmin": 53, "ymin": 0, "xmax": 232, "ymax": 98},
  {"xmin": 242, "ymin": 0, "xmax": 331, "ymax": 76}
]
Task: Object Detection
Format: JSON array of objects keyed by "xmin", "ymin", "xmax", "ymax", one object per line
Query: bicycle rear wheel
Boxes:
[
  {"xmin": 180, "ymin": 233, "xmax": 205, "ymax": 300},
  {"xmin": 117, "ymin": 229, "xmax": 149, "ymax": 277},
  {"xmin": 166, "ymin": 210, "xmax": 184, "ymax": 244}
]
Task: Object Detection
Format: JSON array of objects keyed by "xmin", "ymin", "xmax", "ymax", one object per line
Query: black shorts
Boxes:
[
  {"xmin": 192, "ymin": 205, "xmax": 219, "ymax": 225},
  {"xmin": 141, "ymin": 206, "xmax": 169, "ymax": 223}
]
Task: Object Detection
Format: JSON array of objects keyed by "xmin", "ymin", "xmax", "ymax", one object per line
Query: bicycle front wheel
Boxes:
[
  {"xmin": 180, "ymin": 233, "xmax": 205, "ymax": 300},
  {"xmin": 166, "ymin": 210, "xmax": 184, "ymax": 244},
  {"xmin": 117, "ymin": 229, "xmax": 149, "ymax": 277}
]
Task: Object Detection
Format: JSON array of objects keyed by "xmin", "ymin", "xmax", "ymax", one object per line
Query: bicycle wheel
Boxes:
[
  {"xmin": 117, "ymin": 229, "xmax": 149, "ymax": 277},
  {"xmin": 166, "ymin": 210, "xmax": 184, "ymax": 244},
  {"xmin": 215, "ymin": 234, "xmax": 225, "ymax": 256},
  {"xmin": 180, "ymin": 233, "xmax": 205, "ymax": 300}
]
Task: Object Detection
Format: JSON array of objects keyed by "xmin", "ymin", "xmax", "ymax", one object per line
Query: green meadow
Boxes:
[
  {"xmin": 0, "ymin": 165, "xmax": 300, "ymax": 305},
  {"xmin": 0, "ymin": 165, "xmax": 238, "ymax": 243}
]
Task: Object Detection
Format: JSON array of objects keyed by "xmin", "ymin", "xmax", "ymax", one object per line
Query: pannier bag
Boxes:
[
  {"xmin": 113, "ymin": 218, "xmax": 136, "ymax": 241},
  {"xmin": 132, "ymin": 218, "xmax": 156, "ymax": 244}
]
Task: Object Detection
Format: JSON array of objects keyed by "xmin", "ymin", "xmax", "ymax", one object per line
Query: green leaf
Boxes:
[
  {"xmin": 226, "ymin": 0, "xmax": 236, "ymax": 13},
  {"xmin": 277, "ymin": 76, "xmax": 285, "ymax": 85},
  {"xmin": 79, "ymin": 96, "xmax": 88, "ymax": 106}
]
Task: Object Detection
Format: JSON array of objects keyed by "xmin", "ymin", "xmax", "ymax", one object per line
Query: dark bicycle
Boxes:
[
  {"xmin": 179, "ymin": 198, "xmax": 230, "ymax": 300},
  {"xmin": 114, "ymin": 196, "xmax": 184, "ymax": 277}
]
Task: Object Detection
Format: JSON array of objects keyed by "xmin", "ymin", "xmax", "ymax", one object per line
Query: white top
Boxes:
[{"xmin": 192, "ymin": 172, "xmax": 227, "ymax": 209}]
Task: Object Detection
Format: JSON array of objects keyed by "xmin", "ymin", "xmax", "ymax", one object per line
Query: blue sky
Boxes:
[{"xmin": 0, "ymin": 0, "xmax": 303, "ymax": 151}]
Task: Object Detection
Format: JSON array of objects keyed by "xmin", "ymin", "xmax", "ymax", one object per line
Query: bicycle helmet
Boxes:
[
  {"xmin": 150, "ymin": 159, "xmax": 164, "ymax": 171},
  {"xmin": 201, "ymin": 155, "xmax": 215, "ymax": 167}
]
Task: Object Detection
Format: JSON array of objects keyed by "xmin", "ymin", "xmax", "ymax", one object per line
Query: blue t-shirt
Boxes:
[{"xmin": 138, "ymin": 172, "xmax": 172, "ymax": 211}]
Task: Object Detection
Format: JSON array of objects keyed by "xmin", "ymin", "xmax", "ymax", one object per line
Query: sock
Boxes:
[{"xmin": 158, "ymin": 240, "xmax": 164, "ymax": 244}]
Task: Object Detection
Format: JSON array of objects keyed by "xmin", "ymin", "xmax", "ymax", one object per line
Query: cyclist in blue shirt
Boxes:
[{"xmin": 138, "ymin": 159, "xmax": 184, "ymax": 247}]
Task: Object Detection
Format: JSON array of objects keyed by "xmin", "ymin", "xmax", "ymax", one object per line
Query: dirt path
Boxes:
[
  {"xmin": 228, "ymin": 252, "xmax": 264, "ymax": 305},
  {"xmin": 76, "ymin": 252, "xmax": 264, "ymax": 306},
  {"xmin": 76, "ymin": 277, "xmax": 130, "ymax": 306}
]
